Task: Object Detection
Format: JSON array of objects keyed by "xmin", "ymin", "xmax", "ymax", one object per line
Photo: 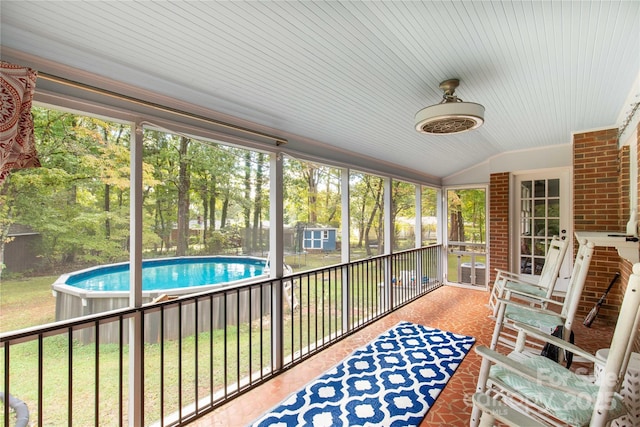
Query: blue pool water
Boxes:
[{"xmin": 64, "ymin": 256, "xmax": 267, "ymax": 292}]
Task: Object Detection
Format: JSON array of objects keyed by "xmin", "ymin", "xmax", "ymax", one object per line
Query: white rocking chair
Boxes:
[
  {"xmin": 489, "ymin": 240, "xmax": 594, "ymax": 353},
  {"xmin": 489, "ymin": 235, "xmax": 569, "ymax": 317},
  {"xmin": 471, "ymin": 262, "xmax": 640, "ymax": 427}
]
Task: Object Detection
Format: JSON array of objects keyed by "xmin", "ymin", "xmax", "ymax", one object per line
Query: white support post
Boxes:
[
  {"xmin": 437, "ymin": 187, "xmax": 445, "ymax": 282},
  {"xmin": 129, "ymin": 122, "xmax": 144, "ymax": 427},
  {"xmin": 383, "ymin": 177, "xmax": 392, "ymax": 308},
  {"xmin": 270, "ymin": 152, "xmax": 284, "ymax": 370},
  {"xmin": 415, "ymin": 185, "xmax": 424, "ymax": 286},
  {"xmin": 384, "ymin": 177, "xmax": 392, "ymax": 255},
  {"xmin": 340, "ymin": 168, "xmax": 350, "ymax": 332},
  {"xmin": 415, "ymin": 185, "xmax": 422, "ymax": 249}
]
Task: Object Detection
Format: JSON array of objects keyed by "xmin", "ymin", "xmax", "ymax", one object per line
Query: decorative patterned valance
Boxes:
[{"xmin": 0, "ymin": 61, "xmax": 40, "ymax": 185}]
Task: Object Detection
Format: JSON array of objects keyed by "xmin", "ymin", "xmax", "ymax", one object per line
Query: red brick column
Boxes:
[
  {"xmin": 489, "ymin": 172, "xmax": 510, "ymax": 286},
  {"xmin": 573, "ymin": 128, "xmax": 622, "ymax": 322}
]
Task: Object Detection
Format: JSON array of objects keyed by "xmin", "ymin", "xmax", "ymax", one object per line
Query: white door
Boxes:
[{"xmin": 514, "ymin": 169, "xmax": 572, "ymax": 292}]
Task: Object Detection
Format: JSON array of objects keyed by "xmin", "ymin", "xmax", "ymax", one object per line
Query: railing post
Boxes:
[
  {"xmin": 383, "ymin": 257, "xmax": 392, "ymax": 311},
  {"xmin": 341, "ymin": 266, "xmax": 350, "ymax": 331},
  {"xmin": 416, "ymin": 248, "xmax": 424, "ymax": 290}
]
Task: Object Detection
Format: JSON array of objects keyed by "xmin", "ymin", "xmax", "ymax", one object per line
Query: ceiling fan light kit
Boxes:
[{"xmin": 415, "ymin": 79, "xmax": 485, "ymax": 135}]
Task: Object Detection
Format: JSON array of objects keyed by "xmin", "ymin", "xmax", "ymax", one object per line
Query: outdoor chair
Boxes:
[
  {"xmin": 470, "ymin": 262, "xmax": 640, "ymax": 427},
  {"xmin": 489, "ymin": 240, "xmax": 594, "ymax": 353},
  {"xmin": 283, "ymin": 264, "xmax": 299, "ymax": 310},
  {"xmin": 488, "ymin": 235, "xmax": 569, "ymax": 317},
  {"xmin": 265, "ymin": 255, "xmax": 299, "ymax": 310}
]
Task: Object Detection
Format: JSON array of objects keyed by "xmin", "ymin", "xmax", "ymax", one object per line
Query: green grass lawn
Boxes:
[
  {"xmin": 0, "ymin": 275, "xmax": 58, "ymax": 333},
  {"xmin": 0, "ymin": 274, "xmax": 279, "ymax": 425},
  {"xmin": 0, "ymin": 265, "xmax": 379, "ymax": 425},
  {"xmin": 0, "ymin": 249, "xmax": 434, "ymax": 425}
]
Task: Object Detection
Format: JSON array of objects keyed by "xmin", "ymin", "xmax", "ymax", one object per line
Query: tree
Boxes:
[
  {"xmin": 302, "ymin": 164, "xmax": 320, "ymax": 223},
  {"xmin": 462, "ymin": 189, "xmax": 486, "ymax": 243},
  {"xmin": 421, "ymin": 187, "xmax": 438, "ymax": 243},
  {"xmin": 349, "ymin": 173, "xmax": 384, "ymax": 255},
  {"xmin": 283, "ymin": 158, "xmax": 341, "ymax": 226},
  {"xmin": 0, "ymin": 107, "xmax": 139, "ymax": 272},
  {"xmin": 144, "ymin": 130, "xmax": 180, "ymax": 253},
  {"xmin": 447, "ymin": 188, "xmax": 486, "ymax": 245},
  {"xmin": 448, "ymin": 190, "xmax": 464, "ymax": 242},
  {"xmin": 321, "ymin": 168, "xmax": 341, "ymax": 226},
  {"xmin": 175, "ymin": 136, "xmax": 191, "ymax": 256},
  {"xmin": 189, "ymin": 142, "xmax": 239, "ymax": 249},
  {"xmin": 243, "ymin": 151, "xmax": 253, "ymax": 253},
  {"xmin": 252, "ymin": 152, "xmax": 267, "ymax": 252},
  {"xmin": 391, "ymin": 180, "xmax": 415, "ymax": 249}
]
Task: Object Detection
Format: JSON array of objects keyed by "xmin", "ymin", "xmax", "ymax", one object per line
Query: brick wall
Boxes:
[
  {"xmin": 489, "ymin": 172, "xmax": 510, "ymax": 285},
  {"xmin": 573, "ymin": 128, "xmax": 624, "ymax": 323}
]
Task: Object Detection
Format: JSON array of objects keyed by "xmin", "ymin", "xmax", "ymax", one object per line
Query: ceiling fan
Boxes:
[{"xmin": 414, "ymin": 79, "xmax": 485, "ymax": 135}]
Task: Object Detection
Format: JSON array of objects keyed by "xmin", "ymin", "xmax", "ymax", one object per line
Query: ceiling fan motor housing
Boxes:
[{"xmin": 415, "ymin": 79, "xmax": 485, "ymax": 134}]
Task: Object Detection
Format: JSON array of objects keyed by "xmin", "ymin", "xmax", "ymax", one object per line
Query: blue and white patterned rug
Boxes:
[{"xmin": 250, "ymin": 321, "xmax": 475, "ymax": 427}]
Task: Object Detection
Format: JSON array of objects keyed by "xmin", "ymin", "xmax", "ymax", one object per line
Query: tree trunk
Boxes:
[
  {"xmin": 104, "ymin": 184, "xmax": 111, "ymax": 239},
  {"xmin": 303, "ymin": 165, "xmax": 319, "ymax": 223},
  {"xmin": 202, "ymin": 192, "xmax": 209, "ymax": 245},
  {"xmin": 252, "ymin": 153, "xmax": 264, "ymax": 252},
  {"xmin": 357, "ymin": 201, "xmax": 366, "ymax": 248},
  {"xmin": 364, "ymin": 179, "xmax": 383, "ymax": 255},
  {"xmin": 449, "ymin": 210, "xmax": 465, "ymax": 251},
  {"xmin": 243, "ymin": 152, "xmax": 252, "ymax": 253},
  {"xmin": 176, "ymin": 136, "xmax": 191, "ymax": 256},
  {"xmin": 325, "ymin": 171, "xmax": 338, "ymax": 224},
  {"xmin": 220, "ymin": 189, "xmax": 229, "ymax": 229},
  {"xmin": 210, "ymin": 178, "xmax": 217, "ymax": 230}
]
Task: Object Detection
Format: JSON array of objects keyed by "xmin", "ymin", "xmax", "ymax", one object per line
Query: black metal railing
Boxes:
[
  {"xmin": 448, "ymin": 241, "xmax": 487, "ymax": 287},
  {"xmin": 1, "ymin": 245, "xmax": 443, "ymax": 426}
]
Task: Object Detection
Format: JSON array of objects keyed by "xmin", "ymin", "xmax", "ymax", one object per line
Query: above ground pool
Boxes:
[
  {"xmin": 52, "ymin": 256, "xmax": 271, "ymax": 343},
  {"xmin": 60, "ymin": 256, "xmax": 267, "ymax": 292}
]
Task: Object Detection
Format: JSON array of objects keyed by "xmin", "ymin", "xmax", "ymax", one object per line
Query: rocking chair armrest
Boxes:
[
  {"xmin": 472, "ymin": 393, "xmax": 548, "ymax": 427},
  {"xmin": 500, "ymin": 289, "xmax": 562, "ymax": 307},
  {"xmin": 495, "ymin": 297, "xmax": 566, "ymax": 319},
  {"xmin": 476, "ymin": 345, "xmax": 541, "ymax": 382},
  {"xmin": 494, "ymin": 269, "xmax": 539, "ymax": 286},
  {"xmin": 475, "ymin": 345, "xmax": 598, "ymax": 402},
  {"xmin": 513, "ymin": 323, "xmax": 596, "ymax": 362}
]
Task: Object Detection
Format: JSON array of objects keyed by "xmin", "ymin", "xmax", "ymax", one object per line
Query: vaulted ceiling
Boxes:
[{"xmin": 2, "ymin": 1, "xmax": 639, "ymax": 182}]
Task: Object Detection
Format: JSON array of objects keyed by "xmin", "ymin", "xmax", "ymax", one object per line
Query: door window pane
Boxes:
[
  {"xmin": 548, "ymin": 179, "xmax": 560, "ymax": 197},
  {"xmin": 518, "ymin": 178, "xmax": 562, "ymax": 276},
  {"xmin": 534, "ymin": 180, "xmax": 546, "ymax": 197}
]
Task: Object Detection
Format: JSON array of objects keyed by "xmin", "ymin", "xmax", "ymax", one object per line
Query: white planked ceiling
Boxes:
[{"xmin": 1, "ymin": 1, "xmax": 639, "ymax": 181}]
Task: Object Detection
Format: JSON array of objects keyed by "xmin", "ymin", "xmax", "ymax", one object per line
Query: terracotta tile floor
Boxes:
[{"xmin": 189, "ymin": 285, "xmax": 615, "ymax": 427}]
